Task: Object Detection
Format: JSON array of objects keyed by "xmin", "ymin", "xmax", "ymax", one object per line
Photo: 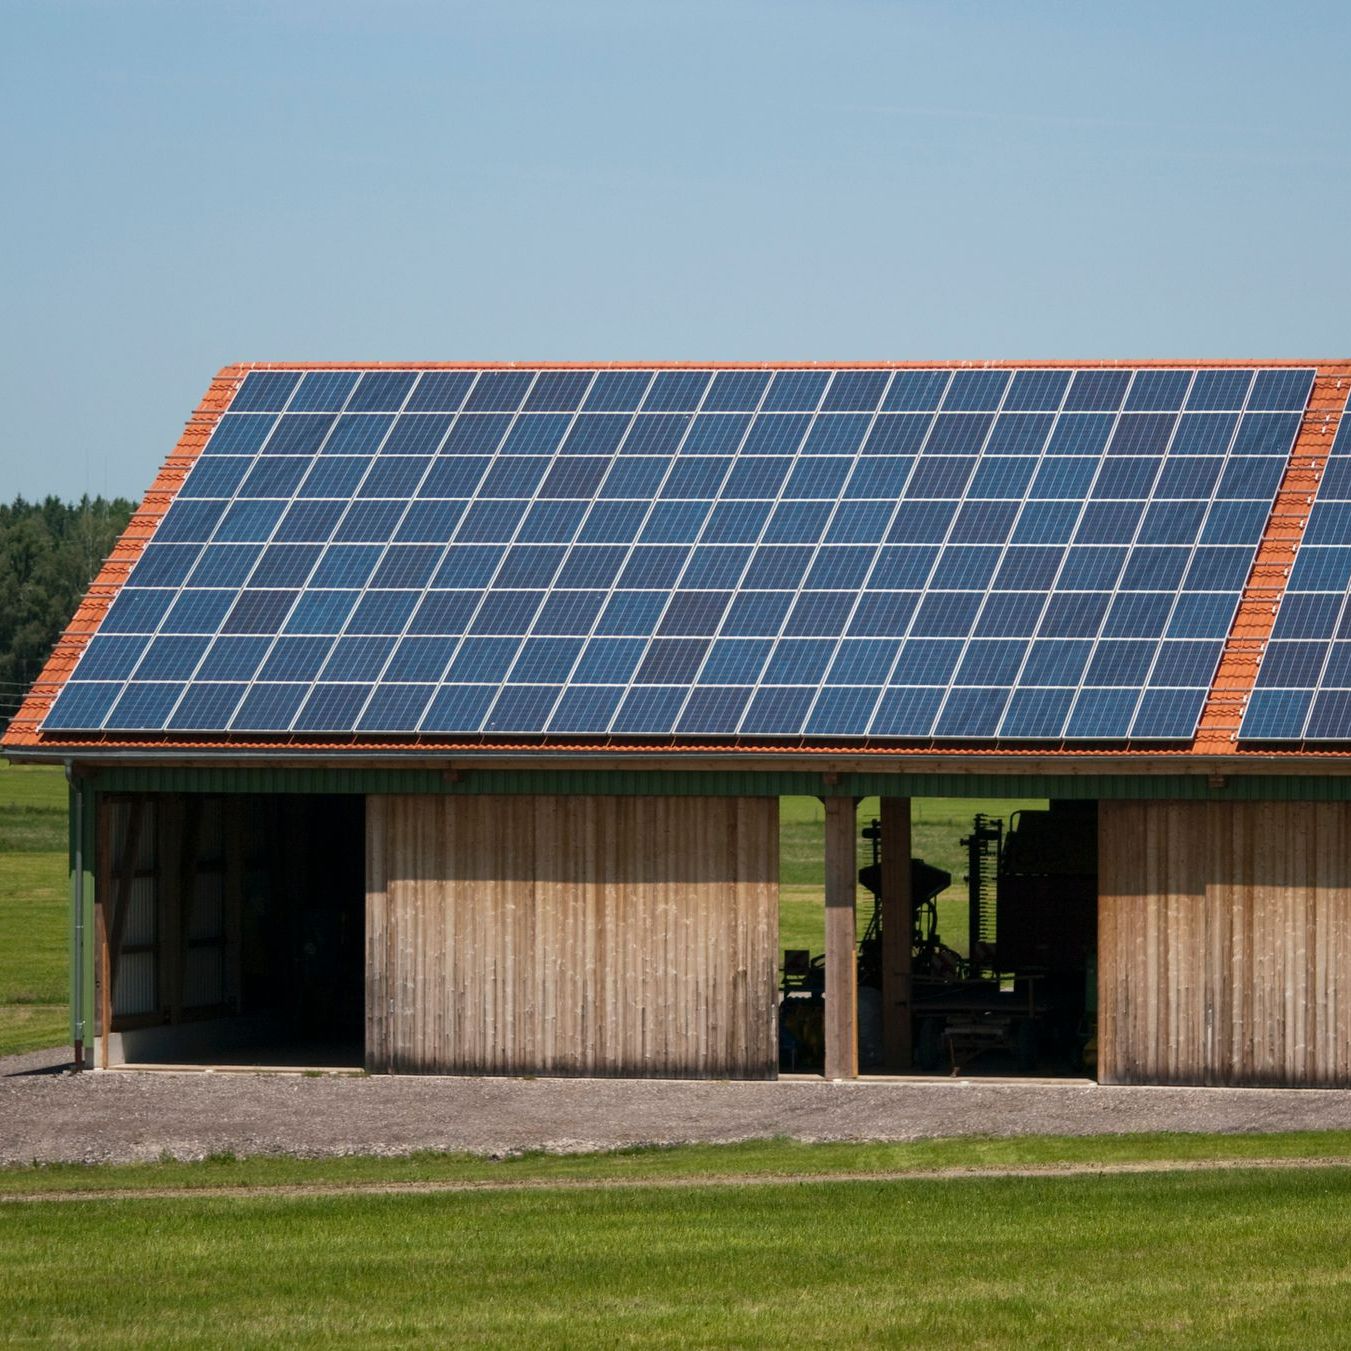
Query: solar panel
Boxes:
[
  {"xmin": 43, "ymin": 365, "xmax": 1315, "ymax": 742},
  {"xmin": 1240, "ymin": 383, "xmax": 1351, "ymax": 741}
]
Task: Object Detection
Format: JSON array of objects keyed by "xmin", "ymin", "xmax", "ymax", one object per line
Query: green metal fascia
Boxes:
[{"xmin": 89, "ymin": 764, "xmax": 1351, "ymax": 802}]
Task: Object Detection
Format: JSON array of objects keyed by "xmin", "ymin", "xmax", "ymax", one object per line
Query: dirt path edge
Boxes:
[{"xmin": 5, "ymin": 1154, "xmax": 1351, "ymax": 1204}]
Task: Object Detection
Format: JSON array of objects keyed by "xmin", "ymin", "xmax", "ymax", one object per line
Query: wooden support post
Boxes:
[
  {"xmin": 823, "ymin": 796, "xmax": 858, "ymax": 1080},
  {"xmin": 880, "ymin": 796, "xmax": 913, "ymax": 1071}
]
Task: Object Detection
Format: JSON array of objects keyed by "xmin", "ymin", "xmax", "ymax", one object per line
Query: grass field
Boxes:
[
  {"xmin": 0, "ymin": 764, "xmax": 67, "ymax": 1057},
  {"xmin": 3, "ymin": 1146, "xmax": 1351, "ymax": 1345}
]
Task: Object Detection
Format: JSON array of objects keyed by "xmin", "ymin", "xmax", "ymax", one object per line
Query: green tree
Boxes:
[{"xmin": 0, "ymin": 496, "xmax": 135, "ymax": 726}]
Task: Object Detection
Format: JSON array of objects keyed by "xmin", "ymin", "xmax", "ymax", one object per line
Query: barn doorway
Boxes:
[
  {"xmin": 777, "ymin": 796, "xmax": 1099, "ymax": 1080},
  {"xmin": 233, "ymin": 795, "xmax": 365, "ymax": 1066},
  {"xmin": 97, "ymin": 793, "xmax": 365, "ymax": 1070}
]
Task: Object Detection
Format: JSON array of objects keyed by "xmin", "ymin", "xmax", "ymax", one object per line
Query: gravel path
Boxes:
[{"xmin": 5, "ymin": 1048, "xmax": 1351, "ymax": 1165}]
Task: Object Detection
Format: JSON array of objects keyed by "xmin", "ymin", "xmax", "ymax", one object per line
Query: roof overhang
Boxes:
[{"xmin": 10, "ymin": 743, "xmax": 1351, "ymax": 780}]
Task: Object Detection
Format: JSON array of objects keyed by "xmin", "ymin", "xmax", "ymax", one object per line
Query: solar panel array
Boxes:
[
  {"xmin": 1241, "ymin": 386, "xmax": 1351, "ymax": 741},
  {"xmin": 43, "ymin": 365, "xmax": 1314, "ymax": 742}
]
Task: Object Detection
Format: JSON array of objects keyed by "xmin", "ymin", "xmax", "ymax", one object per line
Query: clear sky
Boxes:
[{"xmin": 4, "ymin": 1, "xmax": 1349, "ymax": 501}]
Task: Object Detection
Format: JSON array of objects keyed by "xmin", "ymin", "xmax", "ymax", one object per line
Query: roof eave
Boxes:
[{"xmin": 9, "ymin": 742, "xmax": 1351, "ymax": 778}]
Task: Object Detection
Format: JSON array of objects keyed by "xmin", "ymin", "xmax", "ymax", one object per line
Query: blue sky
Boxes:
[{"xmin": 4, "ymin": 1, "xmax": 1349, "ymax": 500}]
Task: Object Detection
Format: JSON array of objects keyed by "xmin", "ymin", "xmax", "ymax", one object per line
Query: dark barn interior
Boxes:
[{"xmin": 99, "ymin": 793, "xmax": 364, "ymax": 1068}]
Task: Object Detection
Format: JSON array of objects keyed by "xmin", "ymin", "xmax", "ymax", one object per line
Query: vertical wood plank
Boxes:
[
  {"xmin": 1097, "ymin": 800, "xmax": 1125, "ymax": 1084},
  {"xmin": 823, "ymin": 796, "xmax": 858, "ymax": 1081},
  {"xmin": 879, "ymin": 796, "xmax": 912, "ymax": 1071},
  {"xmin": 364, "ymin": 795, "xmax": 387, "ymax": 1072},
  {"xmin": 1096, "ymin": 801, "xmax": 1115, "ymax": 1084},
  {"xmin": 366, "ymin": 794, "xmax": 779, "ymax": 1078},
  {"xmin": 1100, "ymin": 798, "xmax": 1351, "ymax": 1088}
]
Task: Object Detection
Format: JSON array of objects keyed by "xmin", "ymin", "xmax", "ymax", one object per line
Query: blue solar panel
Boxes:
[
  {"xmin": 43, "ymin": 366, "xmax": 1315, "ymax": 742},
  {"xmin": 1240, "ymin": 379, "xmax": 1351, "ymax": 741},
  {"xmin": 230, "ymin": 371, "xmax": 298, "ymax": 413}
]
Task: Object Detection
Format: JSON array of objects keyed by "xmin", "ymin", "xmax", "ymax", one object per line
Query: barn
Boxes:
[{"xmin": 5, "ymin": 360, "xmax": 1351, "ymax": 1087}]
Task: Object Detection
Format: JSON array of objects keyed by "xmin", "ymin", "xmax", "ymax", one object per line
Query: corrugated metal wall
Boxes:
[
  {"xmin": 1100, "ymin": 800, "xmax": 1351, "ymax": 1087},
  {"xmin": 366, "ymin": 794, "xmax": 780, "ymax": 1078}
]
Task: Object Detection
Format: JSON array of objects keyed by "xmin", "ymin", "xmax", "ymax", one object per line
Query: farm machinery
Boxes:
[
  {"xmin": 779, "ymin": 801, "xmax": 1097, "ymax": 1075},
  {"xmin": 779, "ymin": 851, "xmax": 952, "ymax": 1070}
]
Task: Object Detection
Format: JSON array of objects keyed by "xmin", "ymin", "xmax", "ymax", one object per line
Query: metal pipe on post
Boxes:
[{"xmin": 823, "ymin": 795, "xmax": 858, "ymax": 1080}]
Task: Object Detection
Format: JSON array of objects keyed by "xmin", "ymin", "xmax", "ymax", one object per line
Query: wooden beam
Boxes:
[
  {"xmin": 880, "ymin": 796, "xmax": 912, "ymax": 1071},
  {"xmin": 823, "ymin": 796, "xmax": 858, "ymax": 1080},
  {"xmin": 64, "ymin": 748, "xmax": 1351, "ymax": 780}
]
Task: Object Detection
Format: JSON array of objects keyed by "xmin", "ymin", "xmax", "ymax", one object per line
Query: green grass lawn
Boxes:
[
  {"xmin": 4, "ymin": 1160, "xmax": 1351, "ymax": 1346},
  {"xmin": 0, "ymin": 764, "xmax": 67, "ymax": 1056}
]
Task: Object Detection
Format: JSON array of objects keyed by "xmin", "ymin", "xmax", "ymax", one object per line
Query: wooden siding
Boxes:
[
  {"xmin": 1100, "ymin": 800, "xmax": 1351, "ymax": 1086},
  {"xmin": 366, "ymin": 794, "xmax": 779, "ymax": 1078},
  {"xmin": 879, "ymin": 797, "xmax": 913, "ymax": 1071},
  {"xmin": 822, "ymin": 797, "xmax": 858, "ymax": 1081}
]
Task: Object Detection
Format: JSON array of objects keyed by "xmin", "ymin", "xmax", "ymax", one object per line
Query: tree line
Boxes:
[{"xmin": 0, "ymin": 496, "xmax": 135, "ymax": 726}]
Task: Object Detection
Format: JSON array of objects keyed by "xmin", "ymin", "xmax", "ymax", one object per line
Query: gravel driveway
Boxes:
[{"xmin": 5, "ymin": 1047, "xmax": 1351, "ymax": 1165}]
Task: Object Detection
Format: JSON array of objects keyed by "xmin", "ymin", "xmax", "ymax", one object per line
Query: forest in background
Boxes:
[{"xmin": 0, "ymin": 497, "xmax": 134, "ymax": 727}]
